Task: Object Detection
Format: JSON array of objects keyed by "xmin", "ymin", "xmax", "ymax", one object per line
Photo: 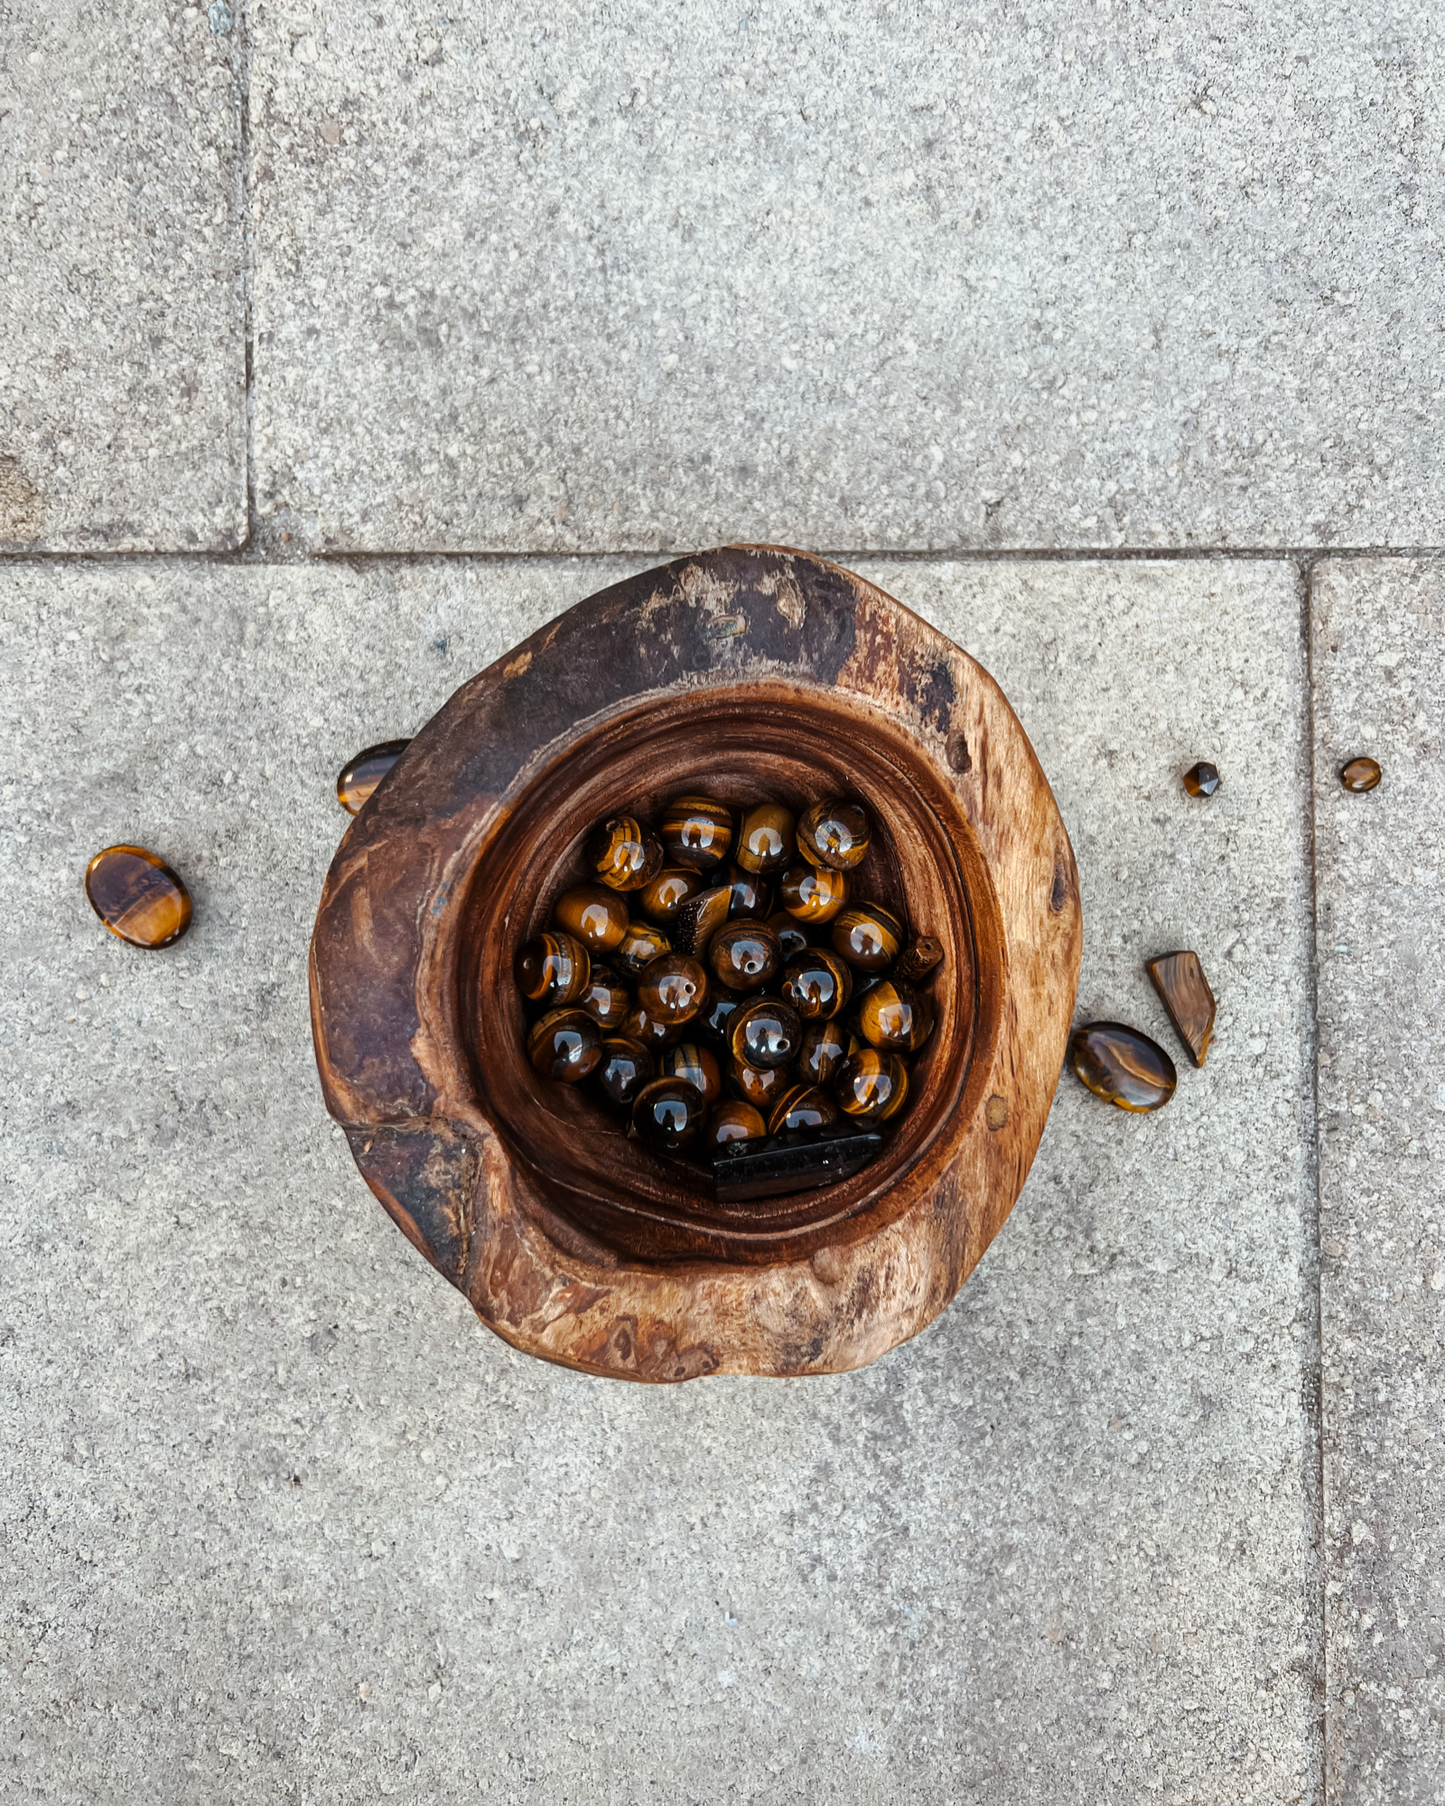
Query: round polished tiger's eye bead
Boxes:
[
  {"xmin": 585, "ymin": 815, "xmax": 665, "ymax": 891},
  {"xmin": 781, "ymin": 947, "xmax": 853, "ymax": 1021},
  {"xmin": 724, "ymin": 863, "xmax": 771, "ymax": 921},
  {"xmin": 527, "ymin": 1007, "xmax": 602, "ymax": 1083},
  {"xmin": 1340, "ymin": 756, "xmax": 1382, "ymax": 794},
  {"xmin": 613, "ymin": 920, "xmax": 671, "ymax": 979},
  {"xmin": 638, "ymin": 866, "xmax": 704, "ymax": 924},
  {"xmin": 594, "ymin": 1037, "xmax": 655, "ymax": 1108},
  {"xmin": 1068, "ymin": 1023, "xmax": 1176, "ymax": 1112},
  {"xmin": 767, "ymin": 1083, "xmax": 840, "ymax": 1137},
  {"xmin": 857, "ymin": 979, "xmax": 935, "ymax": 1053},
  {"xmin": 336, "ymin": 739, "xmax": 411, "ymax": 815},
  {"xmin": 84, "ymin": 845, "xmax": 193, "ymax": 949},
  {"xmin": 797, "ymin": 1017, "xmax": 849, "ymax": 1088},
  {"xmin": 621, "ymin": 1001, "xmax": 684, "ymax": 1054},
  {"xmin": 660, "ymin": 1041, "xmax": 723, "ymax": 1104},
  {"xmin": 766, "ymin": 911, "xmax": 811, "ymax": 960},
  {"xmin": 514, "ymin": 931, "xmax": 591, "ymax": 1007},
  {"xmin": 797, "ymin": 798, "xmax": 870, "ymax": 871},
  {"xmin": 578, "ymin": 962, "xmax": 631, "ymax": 1032},
  {"xmin": 659, "ymin": 794, "xmax": 734, "ymax": 872},
  {"xmin": 728, "ymin": 995, "xmax": 803, "ymax": 1070},
  {"xmin": 779, "ymin": 862, "xmax": 849, "ymax": 924},
  {"xmin": 553, "ymin": 883, "xmax": 630, "ymax": 954},
  {"xmin": 638, "ymin": 951, "xmax": 708, "ymax": 1024},
  {"xmin": 835, "ymin": 1048, "xmax": 909, "ymax": 1120},
  {"xmin": 831, "ymin": 902, "xmax": 905, "ymax": 972},
  {"xmin": 734, "ymin": 801, "xmax": 796, "ymax": 875},
  {"xmin": 727, "ymin": 1056, "xmax": 790, "ymax": 1112},
  {"xmin": 696, "ymin": 989, "xmax": 741, "ymax": 1052},
  {"xmin": 709, "ymin": 919, "xmax": 783, "ymax": 993},
  {"xmin": 631, "ymin": 1076, "xmax": 706, "ymax": 1152},
  {"xmin": 703, "ymin": 1100, "xmax": 768, "ymax": 1149}
]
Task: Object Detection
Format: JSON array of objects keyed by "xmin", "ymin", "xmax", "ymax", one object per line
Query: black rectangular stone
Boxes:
[{"xmin": 712, "ymin": 1126, "xmax": 884, "ymax": 1203}]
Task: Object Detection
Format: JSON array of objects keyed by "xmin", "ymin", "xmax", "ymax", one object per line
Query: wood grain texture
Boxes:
[{"xmin": 309, "ymin": 546, "xmax": 1082, "ymax": 1381}]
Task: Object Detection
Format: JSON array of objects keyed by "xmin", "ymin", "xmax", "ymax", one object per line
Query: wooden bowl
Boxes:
[{"xmin": 310, "ymin": 547, "xmax": 1081, "ymax": 1381}]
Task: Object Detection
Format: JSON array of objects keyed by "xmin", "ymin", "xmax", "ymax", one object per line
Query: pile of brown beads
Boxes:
[{"xmin": 513, "ymin": 794, "xmax": 942, "ymax": 1178}]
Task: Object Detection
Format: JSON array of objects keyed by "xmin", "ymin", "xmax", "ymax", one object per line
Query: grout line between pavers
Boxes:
[{"xmin": 237, "ymin": 0, "xmax": 256, "ymax": 551}]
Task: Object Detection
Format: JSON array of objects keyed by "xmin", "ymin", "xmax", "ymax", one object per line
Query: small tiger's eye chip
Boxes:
[
  {"xmin": 709, "ymin": 919, "xmax": 783, "ymax": 993},
  {"xmin": 595, "ymin": 1037, "xmax": 655, "ymax": 1108},
  {"xmin": 728, "ymin": 995, "xmax": 803, "ymax": 1071},
  {"xmin": 767, "ymin": 1084, "xmax": 840, "ymax": 1137},
  {"xmin": 797, "ymin": 798, "xmax": 870, "ymax": 871},
  {"xmin": 585, "ymin": 815, "xmax": 665, "ymax": 891},
  {"xmin": 631, "ymin": 1076, "xmax": 706, "ymax": 1152},
  {"xmin": 553, "ymin": 884, "xmax": 630, "ymax": 953},
  {"xmin": 1182, "ymin": 761, "xmax": 1220, "ymax": 799},
  {"xmin": 660, "ymin": 1041, "xmax": 723, "ymax": 1105},
  {"xmin": 85, "ymin": 845, "xmax": 192, "ymax": 949},
  {"xmin": 734, "ymin": 802, "xmax": 796, "ymax": 875},
  {"xmin": 835, "ymin": 1048, "xmax": 909, "ymax": 1121},
  {"xmin": 1340, "ymin": 756, "xmax": 1382, "ymax": 793},
  {"xmin": 703, "ymin": 1100, "xmax": 768, "ymax": 1149},
  {"xmin": 613, "ymin": 921, "xmax": 671, "ymax": 979},
  {"xmin": 659, "ymin": 795, "xmax": 733, "ymax": 871},
  {"xmin": 1067, "ymin": 1022, "xmax": 1176, "ymax": 1112},
  {"xmin": 637, "ymin": 951, "xmax": 708, "ymax": 1024},
  {"xmin": 514, "ymin": 931, "xmax": 591, "ymax": 1007},
  {"xmin": 831, "ymin": 903, "xmax": 905, "ymax": 972},
  {"xmin": 337, "ymin": 739, "xmax": 411, "ymax": 814},
  {"xmin": 527, "ymin": 1007, "xmax": 602, "ymax": 1083},
  {"xmin": 638, "ymin": 866, "xmax": 704, "ymax": 924},
  {"xmin": 779, "ymin": 863, "xmax": 849, "ymax": 924}
]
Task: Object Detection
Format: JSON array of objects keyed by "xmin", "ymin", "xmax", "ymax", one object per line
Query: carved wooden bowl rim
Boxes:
[{"xmin": 309, "ymin": 546, "xmax": 1082, "ymax": 1381}]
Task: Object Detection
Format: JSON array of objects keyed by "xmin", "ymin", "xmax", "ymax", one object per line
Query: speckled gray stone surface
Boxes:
[
  {"xmin": 251, "ymin": 2, "xmax": 1444, "ymax": 553},
  {"xmin": 0, "ymin": 555, "xmax": 1318, "ymax": 1801},
  {"xmin": 1312, "ymin": 558, "xmax": 1445, "ymax": 1803},
  {"xmin": 0, "ymin": 0, "xmax": 246, "ymax": 551}
]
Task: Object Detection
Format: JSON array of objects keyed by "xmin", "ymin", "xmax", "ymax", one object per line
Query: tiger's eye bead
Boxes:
[
  {"xmin": 797, "ymin": 1017, "xmax": 849, "ymax": 1088},
  {"xmin": 857, "ymin": 979, "xmax": 935, "ymax": 1053},
  {"xmin": 703, "ymin": 1100, "xmax": 767, "ymax": 1149},
  {"xmin": 553, "ymin": 884, "xmax": 630, "ymax": 954},
  {"xmin": 514, "ymin": 931, "xmax": 591, "ymax": 1007},
  {"xmin": 84, "ymin": 845, "xmax": 192, "ymax": 949},
  {"xmin": 637, "ymin": 951, "xmax": 708, "ymax": 1024},
  {"xmin": 895, "ymin": 935, "xmax": 944, "ymax": 985},
  {"xmin": 613, "ymin": 921, "xmax": 671, "ymax": 979},
  {"xmin": 709, "ymin": 919, "xmax": 783, "ymax": 993},
  {"xmin": 336, "ymin": 739, "xmax": 410, "ymax": 815},
  {"xmin": 779, "ymin": 863, "xmax": 849, "ymax": 924},
  {"xmin": 835, "ymin": 1048, "xmax": 909, "ymax": 1120},
  {"xmin": 595, "ymin": 1037, "xmax": 655, "ymax": 1108},
  {"xmin": 696, "ymin": 989, "xmax": 741, "ymax": 1052},
  {"xmin": 781, "ymin": 947, "xmax": 853, "ymax": 1021},
  {"xmin": 724, "ymin": 863, "xmax": 772, "ymax": 921},
  {"xmin": 578, "ymin": 963, "xmax": 631, "ymax": 1032},
  {"xmin": 766, "ymin": 911, "xmax": 811, "ymax": 960},
  {"xmin": 527, "ymin": 1007, "xmax": 603, "ymax": 1083},
  {"xmin": 735, "ymin": 802, "xmax": 796, "ymax": 875},
  {"xmin": 797, "ymin": 798, "xmax": 871, "ymax": 871},
  {"xmin": 1340, "ymin": 756, "xmax": 1382, "ymax": 794},
  {"xmin": 659, "ymin": 794, "xmax": 734, "ymax": 871},
  {"xmin": 670, "ymin": 885, "xmax": 732, "ymax": 958},
  {"xmin": 585, "ymin": 815, "xmax": 665, "ymax": 891},
  {"xmin": 638, "ymin": 866, "xmax": 704, "ymax": 924},
  {"xmin": 831, "ymin": 902, "xmax": 905, "ymax": 972},
  {"xmin": 767, "ymin": 1084, "xmax": 840, "ymax": 1137},
  {"xmin": 621, "ymin": 1001, "xmax": 684, "ymax": 1053},
  {"xmin": 728, "ymin": 995, "xmax": 803, "ymax": 1070},
  {"xmin": 660, "ymin": 1041, "xmax": 723, "ymax": 1104},
  {"xmin": 631, "ymin": 1077, "xmax": 706, "ymax": 1152},
  {"xmin": 727, "ymin": 1056, "xmax": 790, "ymax": 1112}
]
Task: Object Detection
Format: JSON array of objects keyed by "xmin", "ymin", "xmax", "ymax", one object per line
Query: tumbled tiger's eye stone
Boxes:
[
  {"xmin": 856, "ymin": 979, "xmax": 935, "ymax": 1053},
  {"xmin": 797, "ymin": 1016, "xmax": 849, "ymax": 1088},
  {"xmin": 578, "ymin": 963, "xmax": 631, "ymax": 1032},
  {"xmin": 527, "ymin": 1007, "xmax": 602, "ymax": 1083},
  {"xmin": 703, "ymin": 1100, "xmax": 768, "ymax": 1149},
  {"xmin": 84, "ymin": 845, "xmax": 193, "ymax": 949},
  {"xmin": 514, "ymin": 931, "xmax": 591, "ymax": 1007},
  {"xmin": 696, "ymin": 989, "xmax": 741, "ymax": 1051},
  {"xmin": 724, "ymin": 863, "xmax": 771, "ymax": 921},
  {"xmin": 797, "ymin": 798, "xmax": 870, "ymax": 871},
  {"xmin": 553, "ymin": 884, "xmax": 630, "ymax": 953},
  {"xmin": 1145, "ymin": 949, "xmax": 1217, "ymax": 1068},
  {"xmin": 728, "ymin": 995, "xmax": 803, "ymax": 1071},
  {"xmin": 595, "ymin": 1037, "xmax": 655, "ymax": 1108},
  {"xmin": 637, "ymin": 951, "xmax": 708, "ymax": 1023},
  {"xmin": 767, "ymin": 1084, "xmax": 840, "ymax": 1137},
  {"xmin": 709, "ymin": 919, "xmax": 783, "ymax": 993},
  {"xmin": 660, "ymin": 1041, "xmax": 723, "ymax": 1104},
  {"xmin": 727, "ymin": 1056, "xmax": 790, "ymax": 1112},
  {"xmin": 585, "ymin": 815, "xmax": 665, "ymax": 891},
  {"xmin": 780, "ymin": 947, "xmax": 853, "ymax": 1021},
  {"xmin": 1340, "ymin": 756, "xmax": 1382, "ymax": 793},
  {"xmin": 613, "ymin": 921, "xmax": 671, "ymax": 978},
  {"xmin": 638, "ymin": 866, "xmax": 704, "ymax": 924},
  {"xmin": 621, "ymin": 1001, "xmax": 684, "ymax": 1053},
  {"xmin": 735, "ymin": 802, "xmax": 796, "ymax": 875},
  {"xmin": 1182, "ymin": 761, "xmax": 1220, "ymax": 798},
  {"xmin": 1068, "ymin": 1022, "xmax": 1176, "ymax": 1112},
  {"xmin": 336, "ymin": 739, "xmax": 411, "ymax": 814},
  {"xmin": 779, "ymin": 862, "xmax": 849, "ymax": 924},
  {"xmin": 659, "ymin": 794, "xmax": 733, "ymax": 871},
  {"xmin": 895, "ymin": 935, "xmax": 944, "ymax": 984},
  {"xmin": 835, "ymin": 1048, "xmax": 909, "ymax": 1121},
  {"xmin": 831, "ymin": 902, "xmax": 905, "ymax": 972},
  {"xmin": 631, "ymin": 1076, "xmax": 706, "ymax": 1152},
  {"xmin": 670, "ymin": 885, "xmax": 732, "ymax": 958},
  {"xmin": 766, "ymin": 911, "xmax": 811, "ymax": 960}
]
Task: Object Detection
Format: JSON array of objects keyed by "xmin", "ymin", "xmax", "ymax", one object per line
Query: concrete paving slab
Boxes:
[
  {"xmin": 0, "ymin": 0, "xmax": 246, "ymax": 551},
  {"xmin": 251, "ymin": 3, "xmax": 1444, "ymax": 554},
  {"xmin": 1, "ymin": 553, "xmax": 1317, "ymax": 1801},
  {"xmin": 1312, "ymin": 557, "xmax": 1445, "ymax": 1803}
]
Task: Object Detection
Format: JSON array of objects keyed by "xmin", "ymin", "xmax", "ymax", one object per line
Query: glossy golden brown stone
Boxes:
[
  {"xmin": 724, "ymin": 864, "xmax": 771, "ymax": 921},
  {"xmin": 778, "ymin": 862, "xmax": 849, "ymax": 924},
  {"xmin": 514, "ymin": 931, "xmax": 591, "ymax": 1007},
  {"xmin": 585, "ymin": 815, "xmax": 665, "ymax": 891},
  {"xmin": 659, "ymin": 794, "xmax": 733, "ymax": 871},
  {"xmin": 1067, "ymin": 1022, "xmax": 1176, "ymax": 1112},
  {"xmin": 578, "ymin": 963, "xmax": 631, "ymax": 1032},
  {"xmin": 708, "ymin": 919, "xmax": 783, "ymax": 992},
  {"xmin": 84, "ymin": 846, "xmax": 193, "ymax": 950},
  {"xmin": 595, "ymin": 1037, "xmax": 655, "ymax": 1109},
  {"xmin": 767, "ymin": 1084, "xmax": 840, "ymax": 1136},
  {"xmin": 734, "ymin": 801, "xmax": 796, "ymax": 875},
  {"xmin": 797, "ymin": 798, "xmax": 870, "ymax": 870},
  {"xmin": 631, "ymin": 1076, "xmax": 706, "ymax": 1152},
  {"xmin": 895, "ymin": 935, "xmax": 944, "ymax": 984},
  {"xmin": 780, "ymin": 947, "xmax": 853, "ymax": 1021},
  {"xmin": 835, "ymin": 1048, "xmax": 909, "ymax": 1121},
  {"xmin": 660, "ymin": 1041, "xmax": 723, "ymax": 1104},
  {"xmin": 637, "ymin": 951, "xmax": 708, "ymax": 1024},
  {"xmin": 553, "ymin": 883, "xmax": 630, "ymax": 953},
  {"xmin": 728, "ymin": 995, "xmax": 803, "ymax": 1070},
  {"xmin": 1340, "ymin": 756, "xmax": 1382, "ymax": 793},
  {"xmin": 613, "ymin": 920, "xmax": 671, "ymax": 979},
  {"xmin": 727, "ymin": 1056, "xmax": 789, "ymax": 1112},
  {"xmin": 766, "ymin": 911, "xmax": 811, "ymax": 959},
  {"xmin": 831, "ymin": 902, "xmax": 904, "ymax": 972},
  {"xmin": 1182, "ymin": 761, "xmax": 1220, "ymax": 799},
  {"xmin": 637, "ymin": 866, "xmax": 704, "ymax": 924},
  {"xmin": 856, "ymin": 979, "xmax": 934, "ymax": 1053},
  {"xmin": 1146, "ymin": 949, "xmax": 1217, "ymax": 1068},
  {"xmin": 702, "ymin": 1100, "xmax": 767, "ymax": 1149},
  {"xmin": 797, "ymin": 1016, "xmax": 849, "ymax": 1087},
  {"xmin": 527, "ymin": 1007, "xmax": 602, "ymax": 1083},
  {"xmin": 670, "ymin": 884, "xmax": 732, "ymax": 958},
  {"xmin": 621, "ymin": 1001, "xmax": 685, "ymax": 1054},
  {"xmin": 336, "ymin": 739, "xmax": 410, "ymax": 815}
]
